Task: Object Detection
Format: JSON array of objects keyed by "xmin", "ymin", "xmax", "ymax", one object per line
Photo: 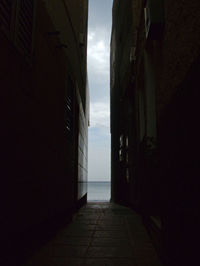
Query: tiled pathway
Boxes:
[{"xmin": 24, "ymin": 203, "xmax": 162, "ymax": 266}]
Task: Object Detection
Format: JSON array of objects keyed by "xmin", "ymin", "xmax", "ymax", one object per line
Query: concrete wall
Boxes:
[
  {"xmin": 43, "ymin": 0, "xmax": 88, "ymax": 110},
  {"xmin": 0, "ymin": 0, "xmax": 89, "ymax": 257},
  {"xmin": 77, "ymin": 89, "xmax": 88, "ymax": 200}
]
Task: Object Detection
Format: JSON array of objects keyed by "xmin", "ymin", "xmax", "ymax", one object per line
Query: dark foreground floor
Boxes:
[{"xmin": 23, "ymin": 203, "xmax": 162, "ymax": 266}]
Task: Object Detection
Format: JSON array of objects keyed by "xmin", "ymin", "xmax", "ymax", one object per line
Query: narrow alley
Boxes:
[
  {"xmin": 1, "ymin": 1, "xmax": 200, "ymax": 266},
  {"xmin": 23, "ymin": 203, "xmax": 161, "ymax": 266}
]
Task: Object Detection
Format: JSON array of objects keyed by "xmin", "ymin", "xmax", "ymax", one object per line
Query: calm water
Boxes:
[{"xmin": 88, "ymin": 182, "xmax": 111, "ymax": 201}]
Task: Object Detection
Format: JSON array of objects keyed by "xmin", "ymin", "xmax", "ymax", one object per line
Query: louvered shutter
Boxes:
[
  {"xmin": 15, "ymin": 0, "xmax": 34, "ymax": 57},
  {"xmin": 64, "ymin": 77, "xmax": 74, "ymax": 137},
  {"xmin": 0, "ymin": 0, "xmax": 14, "ymax": 35}
]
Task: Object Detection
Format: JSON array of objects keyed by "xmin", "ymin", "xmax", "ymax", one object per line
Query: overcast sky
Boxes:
[{"xmin": 87, "ymin": 0, "xmax": 113, "ymax": 181}]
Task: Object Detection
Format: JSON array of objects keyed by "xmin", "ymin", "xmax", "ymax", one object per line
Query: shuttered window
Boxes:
[
  {"xmin": 15, "ymin": 0, "xmax": 34, "ymax": 57},
  {"xmin": 64, "ymin": 77, "xmax": 74, "ymax": 137},
  {"xmin": 0, "ymin": 0, "xmax": 14, "ymax": 34}
]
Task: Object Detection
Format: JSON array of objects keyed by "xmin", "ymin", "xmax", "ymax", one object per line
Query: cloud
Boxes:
[
  {"xmin": 87, "ymin": 30, "xmax": 110, "ymax": 76},
  {"xmin": 90, "ymin": 102, "xmax": 110, "ymax": 129},
  {"xmin": 87, "ymin": 0, "xmax": 113, "ymax": 182},
  {"xmin": 88, "ymin": 32, "xmax": 95, "ymax": 41}
]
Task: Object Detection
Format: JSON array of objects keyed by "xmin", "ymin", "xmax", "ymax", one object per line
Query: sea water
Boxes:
[{"xmin": 87, "ymin": 182, "xmax": 111, "ymax": 201}]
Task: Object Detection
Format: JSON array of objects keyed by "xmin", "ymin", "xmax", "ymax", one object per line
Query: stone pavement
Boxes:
[{"xmin": 23, "ymin": 203, "xmax": 162, "ymax": 266}]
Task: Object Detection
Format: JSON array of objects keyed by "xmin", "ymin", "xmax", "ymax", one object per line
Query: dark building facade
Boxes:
[
  {"xmin": 111, "ymin": 0, "xmax": 200, "ymax": 265},
  {"xmin": 0, "ymin": 0, "xmax": 89, "ymax": 260}
]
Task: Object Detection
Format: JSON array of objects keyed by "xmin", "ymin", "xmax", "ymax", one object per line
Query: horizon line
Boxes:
[{"xmin": 88, "ymin": 181, "xmax": 110, "ymax": 182}]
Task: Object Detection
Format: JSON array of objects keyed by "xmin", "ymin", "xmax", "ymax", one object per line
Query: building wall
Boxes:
[
  {"xmin": 132, "ymin": 0, "xmax": 200, "ymax": 213},
  {"xmin": 110, "ymin": 0, "xmax": 135, "ymax": 204},
  {"xmin": 111, "ymin": 0, "xmax": 200, "ymax": 264},
  {"xmin": 0, "ymin": 0, "xmax": 89, "ymax": 255},
  {"xmin": 77, "ymin": 89, "xmax": 88, "ymax": 200}
]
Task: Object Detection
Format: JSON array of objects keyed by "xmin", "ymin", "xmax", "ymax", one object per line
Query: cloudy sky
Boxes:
[{"xmin": 87, "ymin": 0, "xmax": 113, "ymax": 181}]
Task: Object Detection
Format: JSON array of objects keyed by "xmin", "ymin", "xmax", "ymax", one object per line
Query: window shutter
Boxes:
[
  {"xmin": 64, "ymin": 77, "xmax": 74, "ymax": 137},
  {"xmin": 0, "ymin": 0, "xmax": 14, "ymax": 35},
  {"xmin": 15, "ymin": 0, "xmax": 34, "ymax": 57}
]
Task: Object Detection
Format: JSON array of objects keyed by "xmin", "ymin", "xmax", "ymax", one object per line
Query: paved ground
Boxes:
[{"xmin": 23, "ymin": 203, "xmax": 162, "ymax": 266}]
